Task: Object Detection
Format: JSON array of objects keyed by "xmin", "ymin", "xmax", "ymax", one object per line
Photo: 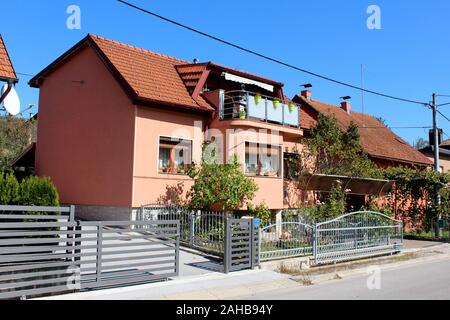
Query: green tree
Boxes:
[
  {"xmin": 299, "ymin": 114, "xmax": 377, "ymax": 177},
  {"xmin": 0, "ymin": 171, "xmax": 20, "ymax": 204},
  {"xmin": 0, "ymin": 115, "xmax": 36, "ymax": 170},
  {"xmin": 187, "ymin": 149, "xmax": 258, "ymax": 211}
]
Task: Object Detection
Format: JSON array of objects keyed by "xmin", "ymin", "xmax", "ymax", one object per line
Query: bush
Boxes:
[
  {"xmin": 19, "ymin": 176, "xmax": 59, "ymax": 207},
  {"xmin": 0, "ymin": 171, "xmax": 59, "ymax": 207},
  {"xmin": 248, "ymin": 201, "xmax": 271, "ymax": 226},
  {"xmin": 0, "ymin": 171, "xmax": 20, "ymax": 205}
]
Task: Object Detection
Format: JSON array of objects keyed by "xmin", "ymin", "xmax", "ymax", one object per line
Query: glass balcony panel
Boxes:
[
  {"xmin": 247, "ymin": 95, "xmax": 266, "ymax": 120},
  {"xmin": 283, "ymin": 103, "xmax": 299, "ymax": 126},
  {"xmin": 266, "ymin": 100, "xmax": 283, "ymax": 124}
]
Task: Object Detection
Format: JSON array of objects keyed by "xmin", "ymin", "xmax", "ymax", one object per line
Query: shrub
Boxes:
[
  {"xmin": 0, "ymin": 171, "xmax": 20, "ymax": 205},
  {"xmin": 248, "ymin": 201, "xmax": 271, "ymax": 226},
  {"xmin": 19, "ymin": 176, "xmax": 59, "ymax": 207}
]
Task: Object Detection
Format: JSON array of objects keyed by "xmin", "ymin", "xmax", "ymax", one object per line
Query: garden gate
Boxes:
[{"xmin": 313, "ymin": 211, "xmax": 403, "ymax": 265}]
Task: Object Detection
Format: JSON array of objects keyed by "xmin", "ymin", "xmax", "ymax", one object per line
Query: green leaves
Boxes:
[
  {"xmin": 187, "ymin": 153, "xmax": 258, "ymax": 211},
  {"xmin": 0, "ymin": 171, "xmax": 59, "ymax": 207},
  {"xmin": 300, "ymin": 114, "xmax": 377, "ymax": 178}
]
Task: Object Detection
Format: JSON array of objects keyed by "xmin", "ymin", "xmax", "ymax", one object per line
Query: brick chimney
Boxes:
[
  {"xmin": 341, "ymin": 101, "xmax": 351, "ymax": 114},
  {"xmin": 301, "ymin": 90, "xmax": 312, "ymax": 100}
]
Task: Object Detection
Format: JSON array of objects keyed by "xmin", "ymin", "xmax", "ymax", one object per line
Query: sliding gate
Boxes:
[
  {"xmin": 313, "ymin": 211, "xmax": 403, "ymax": 265},
  {"xmin": 0, "ymin": 206, "xmax": 180, "ymax": 300}
]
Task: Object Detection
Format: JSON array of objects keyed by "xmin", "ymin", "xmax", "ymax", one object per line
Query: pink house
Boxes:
[{"xmin": 28, "ymin": 34, "xmax": 304, "ymax": 220}]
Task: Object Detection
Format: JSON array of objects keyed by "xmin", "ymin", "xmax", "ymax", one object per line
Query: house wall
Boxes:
[
  {"xmin": 132, "ymin": 106, "xmax": 207, "ymax": 207},
  {"xmin": 35, "ymin": 45, "xmax": 135, "ymax": 212},
  {"xmin": 421, "ymin": 151, "xmax": 450, "ymax": 173}
]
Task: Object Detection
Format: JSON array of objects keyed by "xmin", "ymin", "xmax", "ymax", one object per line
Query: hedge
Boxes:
[{"xmin": 0, "ymin": 171, "xmax": 59, "ymax": 207}]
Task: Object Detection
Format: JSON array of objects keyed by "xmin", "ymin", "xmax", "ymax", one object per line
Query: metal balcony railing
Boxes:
[{"xmin": 219, "ymin": 90, "xmax": 300, "ymax": 127}]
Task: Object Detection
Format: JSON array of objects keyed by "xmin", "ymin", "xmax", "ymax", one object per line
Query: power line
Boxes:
[
  {"xmin": 437, "ymin": 110, "xmax": 450, "ymax": 123},
  {"xmin": 117, "ymin": 0, "xmax": 429, "ymax": 106}
]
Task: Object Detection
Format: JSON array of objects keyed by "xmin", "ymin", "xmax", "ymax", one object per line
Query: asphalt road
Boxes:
[{"xmin": 238, "ymin": 257, "xmax": 450, "ymax": 300}]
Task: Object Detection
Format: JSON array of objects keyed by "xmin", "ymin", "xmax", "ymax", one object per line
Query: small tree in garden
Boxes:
[
  {"xmin": 247, "ymin": 201, "xmax": 271, "ymax": 226},
  {"xmin": 187, "ymin": 145, "xmax": 258, "ymax": 211},
  {"xmin": 19, "ymin": 176, "xmax": 59, "ymax": 207},
  {"xmin": 298, "ymin": 114, "xmax": 378, "ymax": 178},
  {"xmin": 0, "ymin": 171, "xmax": 20, "ymax": 205}
]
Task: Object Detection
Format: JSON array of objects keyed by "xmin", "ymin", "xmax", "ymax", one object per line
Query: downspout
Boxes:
[{"xmin": 0, "ymin": 80, "xmax": 13, "ymax": 105}]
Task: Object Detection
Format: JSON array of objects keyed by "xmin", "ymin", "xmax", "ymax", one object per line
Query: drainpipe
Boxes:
[{"xmin": 0, "ymin": 80, "xmax": 13, "ymax": 105}]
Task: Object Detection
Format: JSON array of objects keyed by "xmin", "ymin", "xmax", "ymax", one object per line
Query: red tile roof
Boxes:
[
  {"xmin": 88, "ymin": 35, "xmax": 213, "ymax": 112},
  {"xmin": 0, "ymin": 35, "xmax": 17, "ymax": 82},
  {"xmin": 295, "ymin": 95, "xmax": 432, "ymax": 166}
]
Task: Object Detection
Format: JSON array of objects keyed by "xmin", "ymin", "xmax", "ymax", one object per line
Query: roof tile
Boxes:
[
  {"xmin": 0, "ymin": 35, "xmax": 17, "ymax": 81},
  {"xmin": 297, "ymin": 96, "xmax": 432, "ymax": 166}
]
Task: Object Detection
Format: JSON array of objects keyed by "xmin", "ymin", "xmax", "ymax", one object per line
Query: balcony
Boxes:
[{"xmin": 219, "ymin": 91, "xmax": 300, "ymax": 127}]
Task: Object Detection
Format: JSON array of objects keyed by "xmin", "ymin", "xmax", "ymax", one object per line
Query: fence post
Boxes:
[
  {"xmin": 96, "ymin": 224, "xmax": 103, "ymax": 286},
  {"xmin": 224, "ymin": 217, "xmax": 230, "ymax": 274},
  {"xmin": 175, "ymin": 221, "xmax": 180, "ymax": 277},
  {"xmin": 189, "ymin": 211, "xmax": 195, "ymax": 247},
  {"xmin": 250, "ymin": 219, "xmax": 255, "ymax": 270},
  {"xmin": 312, "ymin": 224, "xmax": 317, "ymax": 262}
]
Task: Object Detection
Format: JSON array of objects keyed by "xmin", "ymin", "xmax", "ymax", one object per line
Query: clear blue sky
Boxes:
[{"xmin": 2, "ymin": 0, "xmax": 450, "ymax": 145}]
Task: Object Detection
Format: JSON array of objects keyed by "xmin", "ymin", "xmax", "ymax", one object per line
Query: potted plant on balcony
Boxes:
[
  {"xmin": 272, "ymin": 98, "xmax": 280, "ymax": 110},
  {"xmin": 254, "ymin": 93, "xmax": 262, "ymax": 106},
  {"xmin": 288, "ymin": 102, "xmax": 296, "ymax": 113},
  {"xmin": 239, "ymin": 107, "xmax": 247, "ymax": 119}
]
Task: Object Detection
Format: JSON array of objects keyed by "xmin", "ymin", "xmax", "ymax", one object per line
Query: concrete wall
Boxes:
[
  {"xmin": 35, "ymin": 45, "xmax": 135, "ymax": 210},
  {"xmin": 132, "ymin": 106, "xmax": 207, "ymax": 207}
]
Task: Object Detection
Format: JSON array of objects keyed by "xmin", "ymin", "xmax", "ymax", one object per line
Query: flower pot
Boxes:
[
  {"xmin": 273, "ymin": 100, "xmax": 280, "ymax": 110},
  {"xmin": 288, "ymin": 104, "xmax": 296, "ymax": 112},
  {"xmin": 254, "ymin": 95, "xmax": 262, "ymax": 105}
]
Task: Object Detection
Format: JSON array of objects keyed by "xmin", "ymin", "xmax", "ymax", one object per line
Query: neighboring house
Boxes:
[
  {"xmin": 28, "ymin": 34, "xmax": 304, "ymax": 220},
  {"xmin": 293, "ymin": 90, "xmax": 433, "ymax": 168},
  {"xmin": 419, "ymin": 139, "xmax": 450, "ymax": 173},
  {"xmin": 0, "ymin": 34, "xmax": 18, "ymax": 104}
]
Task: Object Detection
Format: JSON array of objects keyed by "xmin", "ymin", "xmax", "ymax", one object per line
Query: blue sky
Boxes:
[{"xmin": 2, "ymin": 0, "xmax": 450, "ymax": 145}]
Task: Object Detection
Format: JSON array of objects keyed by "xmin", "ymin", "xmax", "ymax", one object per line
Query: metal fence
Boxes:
[
  {"xmin": 260, "ymin": 220, "xmax": 313, "ymax": 262},
  {"xmin": 139, "ymin": 204, "xmax": 228, "ymax": 256},
  {"xmin": 0, "ymin": 205, "xmax": 179, "ymax": 300},
  {"xmin": 313, "ymin": 211, "xmax": 403, "ymax": 265}
]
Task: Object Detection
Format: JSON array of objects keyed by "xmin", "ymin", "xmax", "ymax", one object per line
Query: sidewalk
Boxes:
[
  {"xmin": 36, "ymin": 241, "xmax": 449, "ymax": 300},
  {"xmin": 36, "ymin": 269, "xmax": 298, "ymax": 300}
]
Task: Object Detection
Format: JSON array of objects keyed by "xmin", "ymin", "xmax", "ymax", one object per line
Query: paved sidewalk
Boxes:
[{"xmin": 37, "ymin": 269, "xmax": 297, "ymax": 300}]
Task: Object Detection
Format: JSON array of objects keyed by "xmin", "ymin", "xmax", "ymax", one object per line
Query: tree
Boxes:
[
  {"xmin": 298, "ymin": 114, "xmax": 378, "ymax": 177},
  {"xmin": 0, "ymin": 115, "xmax": 36, "ymax": 170},
  {"xmin": 413, "ymin": 137, "xmax": 429, "ymax": 150},
  {"xmin": 186, "ymin": 144, "xmax": 258, "ymax": 211}
]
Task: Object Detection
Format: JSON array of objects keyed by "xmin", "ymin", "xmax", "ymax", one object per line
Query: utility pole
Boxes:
[{"xmin": 431, "ymin": 93, "xmax": 443, "ymax": 238}]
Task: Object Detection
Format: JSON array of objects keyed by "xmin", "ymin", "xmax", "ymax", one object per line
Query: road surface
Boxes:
[{"xmin": 238, "ymin": 257, "xmax": 450, "ymax": 300}]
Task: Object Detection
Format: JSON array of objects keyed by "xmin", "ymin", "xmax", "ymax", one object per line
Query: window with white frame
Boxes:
[{"xmin": 244, "ymin": 142, "xmax": 281, "ymax": 178}]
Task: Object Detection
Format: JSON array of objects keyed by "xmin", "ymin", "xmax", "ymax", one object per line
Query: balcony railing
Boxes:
[{"xmin": 219, "ymin": 90, "xmax": 300, "ymax": 127}]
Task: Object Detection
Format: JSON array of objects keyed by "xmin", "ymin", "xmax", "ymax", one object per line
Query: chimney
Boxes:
[
  {"xmin": 341, "ymin": 101, "xmax": 351, "ymax": 114},
  {"xmin": 301, "ymin": 90, "xmax": 312, "ymax": 100}
]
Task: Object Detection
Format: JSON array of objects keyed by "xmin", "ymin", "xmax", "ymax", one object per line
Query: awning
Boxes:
[
  {"xmin": 300, "ymin": 173, "xmax": 394, "ymax": 196},
  {"xmin": 223, "ymin": 73, "xmax": 274, "ymax": 92}
]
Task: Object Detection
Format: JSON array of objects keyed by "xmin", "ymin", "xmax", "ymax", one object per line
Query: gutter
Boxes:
[{"xmin": 0, "ymin": 80, "xmax": 13, "ymax": 105}]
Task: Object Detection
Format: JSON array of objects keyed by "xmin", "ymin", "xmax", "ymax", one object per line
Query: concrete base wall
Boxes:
[{"xmin": 72, "ymin": 205, "xmax": 140, "ymax": 221}]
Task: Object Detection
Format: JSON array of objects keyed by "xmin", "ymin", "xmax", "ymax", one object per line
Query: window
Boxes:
[
  {"xmin": 159, "ymin": 136, "xmax": 192, "ymax": 174},
  {"xmin": 245, "ymin": 142, "xmax": 281, "ymax": 178}
]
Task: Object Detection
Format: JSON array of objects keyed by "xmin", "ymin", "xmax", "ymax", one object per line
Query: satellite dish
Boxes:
[{"xmin": 1, "ymin": 84, "xmax": 21, "ymax": 116}]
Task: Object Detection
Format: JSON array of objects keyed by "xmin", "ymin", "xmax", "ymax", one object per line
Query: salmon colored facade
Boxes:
[
  {"xmin": 29, "ymin": 34, "xmax": 431, "ymax": 221},
  {"xmin": 30, "ymin": 35, "xmax": 305, "ymax": 219}
]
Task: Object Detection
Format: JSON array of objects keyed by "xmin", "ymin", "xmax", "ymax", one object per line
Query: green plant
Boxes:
[
  {"xmin": 0, "ymin": 171, "xmax": 20, "ymax": 205},
  {"xmin": 239, "ymin": 108, "xmax": 246, "ymax": 119},
  {"xmin": 272, "ymin": 98, "xmax": 280, "ymax": 110},
  {"xmin": 248, "ymin": 201, "xmax": 271, "ymax": 226},
  {"xmin": 19, "ymin": 176, "xmax": 59, "ymax": 207},
  {"xmin": 187, "ymin": 153, "xmax": 258, "ymax": 211},
  {"xmin": 254, "ymin": 94, "xmax": 262, "ymax": 106},
  {"xmin": 288, "ymin": 103, "xmax": 296, "ymax": 112}
]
